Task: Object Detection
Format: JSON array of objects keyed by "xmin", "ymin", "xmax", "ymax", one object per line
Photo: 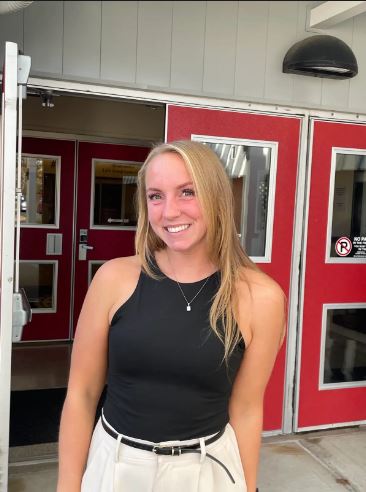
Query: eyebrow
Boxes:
[{"xmin": 146, "ymin": 181, "xmax": 194, "ymax": 192}]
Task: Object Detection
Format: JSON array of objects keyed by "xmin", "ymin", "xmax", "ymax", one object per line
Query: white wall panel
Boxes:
[
  {"xmin": 264, "ymin": 1, "xmax": 298, "ymax": 102},
  {"xmin": 171, "ymin": 1, "xmax": 206, "ymax": 91},
  {"xmin": 63, "ymin": 1, "xmax": 102, "ymax": 78},
  {"xmin": 0, "ymin": 10, "xmax": 23, "ymax": 68},
  {"xmin": 234, "ymin": 1, "xmax": 269, "ymax": 99},
  {"xmin": 320, "ymin": 19, "xmax": 353, "ymax": 109},
  {"xmin": 203, "ymin": 1, "xmax": 238, "ymax": 95},
  {"xmin": 348, "ymin": 13, "xmax": 366, "ymax": 113},
  {"xmin": 101, "ymin": 1, "xmax": 138, "ymax": 83},
  {"xmin": 136, "ymin": 1, "xmax": 173, "ymax": 88},
  {"xmin": 291, "ymin": 1, "xmax": 322, "ymax": 107},
  {"xmin": 24, "ymin": 1, "xmax": 63, "ymax": 75},
  {"xmin": 1, "ymin": 0, "xmax": 366, "ymax": 115}
]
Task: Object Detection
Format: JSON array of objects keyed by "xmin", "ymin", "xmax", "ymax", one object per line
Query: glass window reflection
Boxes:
[
  {"xmin": 93, "ymin": 161, "xmax": 141, "ymax": 227},
  {"xmin": 330, "ymin": 154, "xmax": 366, "ymax": 258},
  {"xmin": 19, "ymin": 262, "xmax": 55, "ymax": 310},
  {"xmin": 204, "ymin": 143, "xmax": 271, "ymax": 258},
  {"xmin": 324, "ymin": 308, "xmax": 366, "ymax": 384},
  {"xmin": 18, "ymin": 157, "xmax": 57, "ymax": 226}
]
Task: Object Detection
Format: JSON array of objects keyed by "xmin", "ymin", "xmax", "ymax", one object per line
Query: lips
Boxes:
[{"xmin": 164, "ymin": 224, "xmax": 191, "ymax": 233}]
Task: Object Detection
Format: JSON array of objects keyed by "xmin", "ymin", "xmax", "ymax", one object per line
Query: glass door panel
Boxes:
[
  {"xmin": 322, "ymin": 305, "xmax": 366, "ymax": 386},
  {"xmin": 193, "ymin": 138, "xmax": 275, "ymax": 261},
  {"xmin": 329, "ymin": 152, "xmax": 366, "ymax": 260},
  {"xmin": 18, "ymin": 156, "xmax": 58, "ymax": 226},
  {"xmin": 92, "ymin": 160, "xmax": 140, "ymax": 228}
]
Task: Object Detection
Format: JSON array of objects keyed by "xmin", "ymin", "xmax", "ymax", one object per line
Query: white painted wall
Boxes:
[{"xmin": 1, "ymin": 1, "xmax": 365, "ymax": 113}]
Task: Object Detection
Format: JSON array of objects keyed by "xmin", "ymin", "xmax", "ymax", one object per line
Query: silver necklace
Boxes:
[
  {"xmin": 175, "ymin": 276, "xmax": 211, "ymax": 311},
  {"xmin": 166, "ymin": 256, "xmax": 212, "ymax": 312}
]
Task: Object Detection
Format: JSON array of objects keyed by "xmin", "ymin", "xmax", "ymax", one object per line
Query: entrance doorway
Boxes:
[
  {"xmin": 16, "ymin": 95, "xmax": 303, "ymax": 435},
  {"xmin": 296, "ymin": 119, "xmax": 366, "ymax": 430},
  {"xmin": 18, "ymin": 93, "xmax": 165, "ymax": 342}
]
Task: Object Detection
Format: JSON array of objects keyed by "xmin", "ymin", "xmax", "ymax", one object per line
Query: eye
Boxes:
[
  {"xmin": 147, "ymin": 193, "xmax": 162, "ymax": 201},
  {"xmin": 182, "ymin": 188, "xmax": 195, "ymax": 197}
]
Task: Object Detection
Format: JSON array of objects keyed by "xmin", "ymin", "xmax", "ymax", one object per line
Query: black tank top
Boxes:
[{"xmin": 103, "ymin": 260, "xmax": 244, "ymax": 442}]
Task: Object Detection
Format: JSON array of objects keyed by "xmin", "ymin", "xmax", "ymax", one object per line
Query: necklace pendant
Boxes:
[{"xmin": 186, "ymin": 305, "xmax": 191, "ymax": 312}]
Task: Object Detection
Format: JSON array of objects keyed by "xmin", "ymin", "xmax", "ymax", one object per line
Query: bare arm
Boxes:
[
  {"xmin": 56, "ymin": 261, "xmax": 119, "ymax": 492},
  {"xmin": 229, "ymin": 275, "xmax": 286, "ymax": 492}
]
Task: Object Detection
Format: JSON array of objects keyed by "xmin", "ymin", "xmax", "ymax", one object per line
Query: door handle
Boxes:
[{"xmin": 79, "ymin": 243, "xmax": 94, "ymax": 261}]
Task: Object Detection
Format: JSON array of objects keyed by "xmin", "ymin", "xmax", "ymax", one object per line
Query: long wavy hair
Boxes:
[{"xmin": 135, "ymin": 140, "xmax": 258, "ymax": 361}]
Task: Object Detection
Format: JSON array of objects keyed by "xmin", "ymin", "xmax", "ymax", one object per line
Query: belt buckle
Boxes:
[
  {"xmin": 152, "ymin": 444, "xmax": 182, "ymax": 456},
  {"xmin": 152, "ymin": 444, "xmax": 160, "ymax": 454}
]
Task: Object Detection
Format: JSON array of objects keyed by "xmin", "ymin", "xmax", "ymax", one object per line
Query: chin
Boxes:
[{"xmin": 166, "ymin": 239, "xmax": 206, "ymax": 253}]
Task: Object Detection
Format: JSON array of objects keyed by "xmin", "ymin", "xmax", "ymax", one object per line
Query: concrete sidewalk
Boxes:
[
  {"xmin": 259, "ymin": 426, "xmax": 365, "ymax": 492},
  {"xmin": 8, "ymin": 425, "xmax": 366, "ymax": 492}
]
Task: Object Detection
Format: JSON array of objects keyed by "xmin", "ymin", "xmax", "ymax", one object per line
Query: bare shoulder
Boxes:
[
  {"xmin": 235, "ymin": 267, "xmax": 286, "ymax": 347},
  {"xmin": 95, "ymin": 255, "xmax": 141, "ymax": 284},
  {"xmin": 243, "ymin": 267, "xmax": 285, "ymax": 304},
  {"xmin": 93, "ymin": 255, "xmax": 142, "ymax": 324}
]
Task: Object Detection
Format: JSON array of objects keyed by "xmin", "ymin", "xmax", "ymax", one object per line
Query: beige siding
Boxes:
[
  {"xmin": 24, "ymin": 1, "xmax": 63, "ymax": 74},
  {"xmin": 63, "ymin": 1, "xmax": 102, "ymax": 78},
  {"xmin": 0, "ymin": 10, "xmax": 23, "ymax": 67},
  {"xmin": 203, "ymin": 1, "xmax": 238, "ymax": 95},
  {"xmin": 171, "ymin": 1, "xmax": 206, "ymax": 91},
  {"xmin": 1, "ymin": 1, "xmax": 365, "ymax": 113},
  {"xmin": 349, "ymin": 13, "xmax": 366, "ymax": 112},
  {"xmin": 136, "ymin": 1, "xmax": 173, "ymax": 87},
  {"xmin": 234, "ymin": 1, "xmax": 269, "ymax": 99},
  {"xmin": 101, "ymin": 1, "xmax": 138, "ymax": 83}
]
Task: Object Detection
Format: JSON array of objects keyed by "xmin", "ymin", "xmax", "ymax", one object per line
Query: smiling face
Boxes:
[{"xmin": 145, "ymin": 151, "xmax": 208, "ymax": 254}]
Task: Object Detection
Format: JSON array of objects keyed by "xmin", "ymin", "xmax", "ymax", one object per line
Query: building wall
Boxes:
[{"xmin": 1, "ymin": 1, "xmax": 366, "ymax": 113}]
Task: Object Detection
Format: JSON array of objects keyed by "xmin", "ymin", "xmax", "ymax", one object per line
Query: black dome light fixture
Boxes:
[{"xmin": 283, "ymin": 35, "xmax": 358, "ymax": 80}]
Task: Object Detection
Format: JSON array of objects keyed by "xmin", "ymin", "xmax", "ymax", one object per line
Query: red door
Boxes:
[
  {"xmin": 166, "ymin": 105, "xmax": 301, "ymax": 431},
  {"xmin": 297, "ymin": 120, "xmax": 366, "ymax": 430},
  {"xmin": 72, "ymin": 142, "xmax": 150, "ymax": 334},
  {"xmin": 20, "ymin": 138, "xmax": 75, "ymax": 341}
]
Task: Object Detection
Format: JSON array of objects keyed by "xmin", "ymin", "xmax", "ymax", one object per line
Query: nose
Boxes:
[{"xmin": 162, "ymin": 195, "xmax": 181, "ymax": 220}]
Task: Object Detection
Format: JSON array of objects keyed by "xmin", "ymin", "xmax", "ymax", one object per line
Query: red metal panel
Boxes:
[
  {"xmin": 167, "ymin": 105, "xmax": 301, "ymax": 431},
  {"xmin": 298, "ymin": 120, "xmax": 366, "ymax": 427},
  {"xmin": 73, "ymin": 142, "xmax": 150, "ymax": 334},
  {"xmin": 20, "ymin": 137, "xmax": 75, "ymax": 341}
]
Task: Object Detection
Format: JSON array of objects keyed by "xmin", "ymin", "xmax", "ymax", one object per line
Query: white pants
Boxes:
[{"xmin": 81, "ymin": 414, "xmax": 247, "ymax": 492}]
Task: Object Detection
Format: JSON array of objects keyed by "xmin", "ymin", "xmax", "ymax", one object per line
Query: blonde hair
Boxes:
[{"xmin": 135, "ymin": 140, "xmax": 257, "ymax": 361}]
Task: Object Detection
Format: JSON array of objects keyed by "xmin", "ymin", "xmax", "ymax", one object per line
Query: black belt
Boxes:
[{"xmin": 101, "ymin": 415, "xmax": 236, "ymax": 484}]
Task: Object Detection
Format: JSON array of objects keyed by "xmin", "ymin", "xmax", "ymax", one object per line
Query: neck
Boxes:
[{"xmin": 156, "ymin": 248, "xmax": 217, "ymax": 283}]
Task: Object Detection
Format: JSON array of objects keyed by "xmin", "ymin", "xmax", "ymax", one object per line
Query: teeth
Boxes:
[{"xmin": 166, "ymin": 224, "xmax": 190, "ymax": 233}]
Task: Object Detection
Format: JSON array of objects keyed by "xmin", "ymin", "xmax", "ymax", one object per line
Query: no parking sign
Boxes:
[
  {"xmin": 335, "ymin": 236, "xmax": 366, "ymax": 257},
  {"xmin": 335, "ymin": 237, "xmax": 352, "ymax": 256}
]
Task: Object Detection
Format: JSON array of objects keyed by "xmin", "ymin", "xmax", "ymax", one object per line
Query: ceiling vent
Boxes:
[{"xmin": 283, "ymin": 35, "xmax": 358, "ymax": 80}]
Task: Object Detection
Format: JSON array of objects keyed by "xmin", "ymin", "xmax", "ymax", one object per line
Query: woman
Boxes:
[{"xmin": 57, "ymin": 140, "xmax": 285, "ymax": 492}]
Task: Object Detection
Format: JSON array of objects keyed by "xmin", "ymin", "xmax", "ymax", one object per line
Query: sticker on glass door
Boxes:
[{"xmin": 328, "ymin": 150, "xmax": 366, "ymax": 261}]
